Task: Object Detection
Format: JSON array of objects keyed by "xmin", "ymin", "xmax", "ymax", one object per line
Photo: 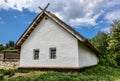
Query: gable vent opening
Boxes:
[{"xmin": 45, "ymin": 17, "xmax": 48, "ymax": 20}]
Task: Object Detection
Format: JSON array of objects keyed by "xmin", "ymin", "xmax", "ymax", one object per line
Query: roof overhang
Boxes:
[{"xmin": 15, "ymin": 11, "xmax": 100, "ymax": 57}]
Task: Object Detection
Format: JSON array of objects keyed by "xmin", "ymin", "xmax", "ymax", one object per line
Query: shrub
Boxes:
[
  {"xmin": 34, "ymin": 72, "xmax": 75, "ymax": 81},
  {"xmin": 0, "ymin": 74, "xmax": 4, "ymax": 81},
  {"xmin": 115, "ymin": 54, "xmax": 120, "ymax": 66},
  {"xmin": 84, "ymin": 65, "xmax": 113, "ymax": 75},
  {"xmin": 3, "ymin": 69, "xmax": 15, "ymax": 77},
  {"xmin": 0, "ymin": 69, "xmax": 5, "ymax": 74},
  {"xmin": 4, "ymin": 76, "xmax": 32, "ymax": 81},
  {"xmin": 15, "ymin": 69, "xmax": 29, "ymax": 73},
  {"xmin": 100, "ymin": 53, "xmax": 118, "ymax": 67}
]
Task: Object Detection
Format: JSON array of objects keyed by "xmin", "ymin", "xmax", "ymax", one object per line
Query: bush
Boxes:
[
  {"xmin": 115, "ymin": 54, "xmax": 120, "ymax": 66},
  {"xmin": 15, "ymin": 69, "xmax": 29, "ymax": 73},
  {"xmin": 3, "ymin": 69, "xmax": 15, "ymax": 77},
  {"xmin": 34, "ymin": 72, "xmax": 75, "ymax": 81},
  {"xmin": 0, "ymin": 69, "xmax": 5, "ymax": 74},
  {"xmin": 0, "ymin": 74, "xmax": 4, "ymax": 81},
  {"xmin": 100, "ymin": 53, "xmax": 118, "ymax": 67},
  {"xmin": 84, "ymin": 65, "xmax": 113, "ymax": 75},
  {"xmin": 1, "ymin": 65, "xmax": 120, "ymax": 81},
  {"xmin": 2, "ymin": 68, "xmax": 120, "ymax": 81},
  {"xmin": 6, "ymin": 76, "xmax": 32, "ymax": 81}
]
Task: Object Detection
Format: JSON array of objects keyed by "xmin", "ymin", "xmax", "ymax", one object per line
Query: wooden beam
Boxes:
[{"xmin": 39, "ymin": 3, "xmax": 50, "ymax": 11}]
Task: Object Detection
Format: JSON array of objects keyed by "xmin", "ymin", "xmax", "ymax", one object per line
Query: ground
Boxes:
[{"xmin": 0, "ymin": 65, "xmax": 120, "ymax": 81}]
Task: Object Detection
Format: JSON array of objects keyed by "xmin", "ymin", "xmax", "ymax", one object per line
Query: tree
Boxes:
[
  {"xmin": 90, "ymin": 32, "xmax": 109, "ymax": 54},
  {"xmin": 90, "ymin": 20, "xmax": 120, "ymax": 67},
  {"xmin": 6, "ymin": 41, "xmax": 15, "ymax": 48},
  {"xmin": 9, "ymin": 41, "xmax": 15, "ymax": 47},
  {"xmin": 107, "ymin": 20, "xmax": 120, "ymax": 54},
  {"xmin": 0, "ymin": 41, "xmax": 16, "ymax": 53},
  {"xmin": 0, "ymin": 44, "xmax": 5, "ymax": 52}
]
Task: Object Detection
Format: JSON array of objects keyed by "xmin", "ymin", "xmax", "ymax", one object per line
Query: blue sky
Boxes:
[{"xmin": 0, "ymin": 0, "xmax": 120, "ymax": 44}]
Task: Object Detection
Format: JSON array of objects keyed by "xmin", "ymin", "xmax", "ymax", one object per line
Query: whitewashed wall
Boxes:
[
  {"xmin": 78, "ymin": 42, "xmax": 98, "ymax": 68},
  {"xmin": 20, "ymin": 16, "xmax": 79, "ymax": 67}
]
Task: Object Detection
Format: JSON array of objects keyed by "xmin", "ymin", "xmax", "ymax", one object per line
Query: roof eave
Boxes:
[
  {"xmin": 83, "ymin": 40, "xmax": 100, "ymax": 57},
  {"xmin": 15, "ymin": 11, "xmax": 46, "ymax": 48}
]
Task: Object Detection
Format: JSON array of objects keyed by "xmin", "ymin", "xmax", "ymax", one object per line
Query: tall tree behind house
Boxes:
[{"xmin": 107, "ymin": 20, "xmax": 120, "ymax": 54}]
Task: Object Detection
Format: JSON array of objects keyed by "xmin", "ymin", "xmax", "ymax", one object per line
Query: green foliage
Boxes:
[
  {"xmin": 89, "ymin": 31, "xmax": 109, "ymax": 54},
  {"xmin": 3, "ymin": 69, "xmax": 15, "ymax": 77},
  {"xmin": 0, "ymin": 69, "xmax": 29, "ymax": 75},
  {"xmin": 0, "ymin": 69, "xmax": 30, "ymax": 81},
  {"xmin": 0, "ymin": 44, "xmax": 5, "ymax": 53},
  {"xmin": 83, "ymin": 65, "xmax": 120, "ymax": 81},
  {"xmin": 107, "ymin": 20, "xmax": 120, "ymax": 54},
  {"xmin": 0, "ymin": 69, "xmax": 5, "ymax": 74},
  {"xmin": 15, "ymin": 69, "xmax": 29, "ymax": 73},
  {"xmin": 5, "ymin": 41, "xmax": 15, "ymax": 49},
  {"xmin": 0, "ymin": 41, "xmax": 16, "ymax": 53},
  {"xmin": 5, "ymin": 76, "xmax": 32, "ymax": 81},
  {"xmin": 99, "ymin": 53, "xmax": 118, "ymax": 67},
  {"xmin": 90, "ymin": 20, "xmax": 120, "ymax": 67},
  {"xmin": 114, "ymin": 53, "xmax": 120, "ymax": 66},
  {"xmin": 6, "ymin": 47, "xmax": 15, "ymax": 50},
  {"xmin": 0, "ymin": 69, "xmax": 15, "ymax": 78},
  {"xmin": 0, "ymin": 74, "xmax": 4, "ymax": 81},
  {"xmin": 1, "ymin": 66, "xmax": 120, "ymax": 81}
]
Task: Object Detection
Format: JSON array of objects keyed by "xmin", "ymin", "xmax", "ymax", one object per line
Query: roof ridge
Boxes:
[{"xmin": 15, "ymin": 11, "xmax": 100, "ymax": 57}]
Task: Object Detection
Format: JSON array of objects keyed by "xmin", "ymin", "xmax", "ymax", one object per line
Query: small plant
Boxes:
[
  {"xmin": 3, "ymin": 69, "xmax": 15, "ymax": 77},
  {"xmin": 0, "ymin": 74, "xmax": 4, "ymax": 81},
  {"xmin": 15, "ymin": 69, "xmax": 29, "ymax": 73},
  {"xmin": 0, "ymin": 69, "xmax": 4, "ymax": 74}
]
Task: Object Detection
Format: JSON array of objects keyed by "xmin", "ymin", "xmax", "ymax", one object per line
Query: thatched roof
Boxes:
[{"xmin": 16, "ymin": 11, "xmax": 100, "ymax": 57}]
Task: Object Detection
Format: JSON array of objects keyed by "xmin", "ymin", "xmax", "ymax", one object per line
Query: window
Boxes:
[
  {"xmin": 33, "ymin": 49, "xmax": 39, "ymax": 60},
  {"xmin": 50, "ymin": 48, "xmax": 56, "ymax": 59}
]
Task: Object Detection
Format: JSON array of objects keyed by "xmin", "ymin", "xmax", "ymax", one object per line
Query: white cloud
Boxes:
[
  {"xmin": 100, "ymin": 27, "xmax": 110, "ymax": 33},
  {"xmin": 0, "ymin": 0, "xmax": 119, "ymax": 27},
  {"xmin": 49, "ymin": 0, "xmax": 107, "ymax": 26},
  {"xmin": 105, "ymin": 0, "xmax": 120, "ymax": 8},
  {"xmin": 69, "ymin": 10, "xmax": 104, "ymax": 26},
  {"xmin": 0, "ymin": 0, "xmax": 51, "ymax": 12},
  {"xmin": 105, "ymin": 10, "xmax": 120, "ymax": 22}
]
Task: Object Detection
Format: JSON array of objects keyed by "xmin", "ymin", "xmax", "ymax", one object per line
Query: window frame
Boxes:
[
  {"xmin": 49, "ymin": 47, "xmax": 56, "ymax": 59},
  {"xmin": 33, "ymin": 49, "xmax": 39, "ymax": 60}
]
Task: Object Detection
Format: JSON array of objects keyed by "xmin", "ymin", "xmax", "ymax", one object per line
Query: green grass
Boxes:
[{"xmin": 1, "ymin": 65, "xmax": 120, "ymax": 81}]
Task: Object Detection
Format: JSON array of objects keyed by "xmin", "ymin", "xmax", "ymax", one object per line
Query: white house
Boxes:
[{"xmin": 16, "ymin": 10, "xmax": 100, "ymax": 69}]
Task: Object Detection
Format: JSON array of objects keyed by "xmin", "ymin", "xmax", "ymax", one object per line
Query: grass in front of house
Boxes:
[{"xmin": 1, "ymin": 65, "xmax": 120, "ymax": 81}]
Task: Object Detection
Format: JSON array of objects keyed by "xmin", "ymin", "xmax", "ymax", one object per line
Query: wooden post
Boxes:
[{"xmin": 39, "ymin": 3, "xmax": 50, "ymax": 11}]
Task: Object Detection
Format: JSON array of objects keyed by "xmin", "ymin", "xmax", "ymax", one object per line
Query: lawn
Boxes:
[{"xmin": 0, "ymin": 65, "xmax": 120, "ymax": 81}]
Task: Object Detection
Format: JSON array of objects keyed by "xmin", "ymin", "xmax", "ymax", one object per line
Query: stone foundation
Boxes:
[{"xmin": 0, "ymin": 60, "xmax": 19, "ymax": 69}]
